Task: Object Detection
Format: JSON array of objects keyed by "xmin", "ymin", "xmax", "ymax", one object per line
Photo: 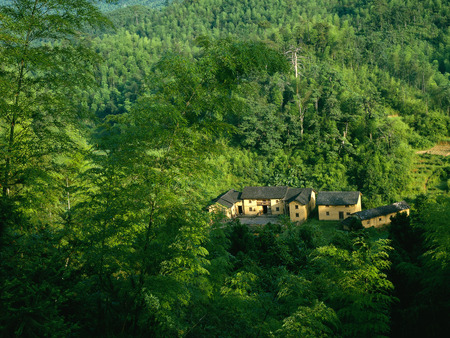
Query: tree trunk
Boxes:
[
  {"xmin": 2, "ymin": 1, "xmax": 37, "ymax": 197},
  {"xmin": 2, "ymin": 60, "xmax": 23, "ymax": 196},
  {"xmin": 296, "ymin": 94, "xmax": 304, "ymax": 140}
]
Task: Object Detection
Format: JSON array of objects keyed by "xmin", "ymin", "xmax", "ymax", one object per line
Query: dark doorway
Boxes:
[
  {"xmin": 263, "ymin": 205, "xmax": 268, "ymax": 214},
  {"xmin": 339, "ymin": 211, "xmax": 344, "ymax": 220},
  {"xmin": 238, "ymin": 206, "xmax": 243, "ymax": 214}
]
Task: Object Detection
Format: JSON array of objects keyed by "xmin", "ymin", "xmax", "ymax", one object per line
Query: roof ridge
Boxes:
[{"xmin": 353, "ymin": 201, "xmax": 410, "ymax": 220}]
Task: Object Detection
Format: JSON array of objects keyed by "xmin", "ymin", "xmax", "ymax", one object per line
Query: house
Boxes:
[
  {"xmin": 285, "ymin": 188, "xmax": 316, "ymax": 223},
  {"xmin": 209, "ymin": 186, "xmax": 316, "ymax": 223},
  {"xmin": 241, "ymin": 186, "xmax": 290, "ymax": 216},
  {"xmin": 349, "ymin": 201, "xmax": 410, "ymax": 228},
  {"xmin": 208, "ymin": 189, "xmax": 242, "ymax": 218},
  {"xmin": 317, "ymin": 191, "xmax": 362, "ymax": 220}
]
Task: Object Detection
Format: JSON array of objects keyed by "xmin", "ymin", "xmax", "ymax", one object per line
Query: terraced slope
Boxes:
[{"xmin": 412, "ymin": 148, "xmax": 449, "ymax": 195}]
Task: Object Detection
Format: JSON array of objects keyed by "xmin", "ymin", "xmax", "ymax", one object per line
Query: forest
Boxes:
[{"xmin": 0, "ymin": 0, "xmax": 449, "ymax": 336}]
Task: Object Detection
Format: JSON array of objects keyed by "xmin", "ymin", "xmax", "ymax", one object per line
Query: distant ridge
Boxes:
[
  {"xmin": 98, "ymin": 0, "xmax": 169, "ymax": 12},
  {"xmin": 0, "ymin": 0, "xmax": 168, "ymax": 12}
]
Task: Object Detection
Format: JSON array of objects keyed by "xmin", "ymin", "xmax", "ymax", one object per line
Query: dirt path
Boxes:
[{"xmin": 238, "ymin": 216, "xmax": 281, "ymax": 225}]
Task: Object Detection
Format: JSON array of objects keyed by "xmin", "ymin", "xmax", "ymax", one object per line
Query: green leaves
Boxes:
[
  {"xmin": 202, "ymin": 38, "xmax": 289, "ymax": 85},
  {"xmin": 421, "ymin": 196, "xmax": 450, "ymax": 266},
  {"xmin": 277, "ymin": 301, "xmax": 339, "ymax": 338},
  {"xmin": 389, "ymin": 195, "xmax": 450, "ymax": 337},
  {"xmin": 0, "ymin": 1, "xmax": 111, "ymax": 203},
  {"xmin": 310, "ymin": 238, "xmax": 395, "ymax": 337}
]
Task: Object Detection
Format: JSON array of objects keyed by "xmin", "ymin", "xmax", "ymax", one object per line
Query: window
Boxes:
[
  {"xmin": 276, "ymin": 200, "xmax": 279, "ymax": 203},
  {"xmin": 326, "ymin": 211, "xmax": 330, "ymax": 216},
  {"xmin": 249, "ymin": 200, "xmax": 252, "ymax": 203},
  {"xmin": 326, "ymin": 205, "xmax": 330, "ymax": 207},
  {"xmin": 249, "ymin": 207, "xmax": 253, "ymax": 211},
  {"xmin": 295, "ymin": 213, "xmax": 299, "ymax": 218},
  {"xmin": 295, "ymin": 205, "xmax": 299, "ymax": 210},
  {"xmin": 347, "ymin": 212, "xmax": 351, "ymax": 215},
  {"xmin": 367, "ymin": 220, "xmax": 370, "ymax": 225},
  {"xmin": 345, "ymin": 205, "xmax": 349, "ymax": 208},
  {"xmin": 276, "ymin": 207, "xmax": 279, "ymax": 211},
  {"xmin": 379, "ymin": 218, "xmax": 382, "ymax": 221}
]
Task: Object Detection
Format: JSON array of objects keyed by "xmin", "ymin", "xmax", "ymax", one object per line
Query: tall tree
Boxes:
[
  {"xmin": 70, "ymin": 39, "xmax": 289, "ymax": 335},
  {"xmin": 0, "ymin": 0, "xmax": 112, "ymax": 200},
  {"xmin": 0, "ymin": 1, "xmax": 113, "ymax": 335}
]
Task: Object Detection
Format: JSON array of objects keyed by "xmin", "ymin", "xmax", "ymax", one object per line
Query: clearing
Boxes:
[{"xmin": 416, "ymin": 141, "xmax": 450, "ymax": 156}]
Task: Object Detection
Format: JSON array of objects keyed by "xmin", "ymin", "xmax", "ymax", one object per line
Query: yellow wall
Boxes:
[
  {"xmin": 230, "ymin": 204, "xmax": 236, "ymax": 218},
  {"xmin": 318, "ymin": 195, "xmax": 361, "ymax": 220},
  {"xmin": 243, "ymin": 199, "xmax": 259, "ymax": 215},
  {"xmin": 309, "ymin": 191, "xmax": 316, "ymax": 213},
  {"xmin": 289, "ymin": 202, "xmax": 307, "ymax": 223},
  {"xmin": 243, "ymin": 199, "xmax": 284, "ymax": 215},
  {"xmin": 270, "ymin": 199, "xmax": 285, "ymax": 215},
  {"xmin": 362, "ymin": 209, "xmax": 410, "ymax": 228}
]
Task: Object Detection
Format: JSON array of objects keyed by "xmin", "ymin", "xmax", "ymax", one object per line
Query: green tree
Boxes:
[
  {"xmin": 71, "ymin": 39, "xmax": 288, "ymax": 335},
  {"xmin": 311, "ymin": 238, "xmax": 395, "ymax": 337},
  {"xmin": 277, "ymin": 301, "xmax": 339, "ymax": 337},
  {"xmin": 417, "ymin": 195, "xmax": 450, "ymax": 337},
  {"xmin": 0, "ymin": 0, "xmax": 111, "ymax": 200},
  {"xmin": 0, "ymin": 1, "xmax": 113, "ymax": 335}
]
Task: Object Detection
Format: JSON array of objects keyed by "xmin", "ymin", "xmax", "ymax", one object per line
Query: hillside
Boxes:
[{"xmin": 78, "ymin": 0, "xmax": 449, "ymax": 206}]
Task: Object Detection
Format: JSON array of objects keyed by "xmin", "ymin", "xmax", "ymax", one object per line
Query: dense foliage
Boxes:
[
  {"xmin": 80, "ymin": 0, "xmax": 450, "ymax": 206},
  {"xmin": 0, "ymin": 0, "xmax": 449, "ymax": 336}
]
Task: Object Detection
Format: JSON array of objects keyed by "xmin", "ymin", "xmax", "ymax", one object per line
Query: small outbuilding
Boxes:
[
  {"xmin": 208, "ymin": 189, "xmax": 242, "ymax": 218},
  {"xmin": 351, "ymin": 201, "xmax": 410, "ymax": 228}
]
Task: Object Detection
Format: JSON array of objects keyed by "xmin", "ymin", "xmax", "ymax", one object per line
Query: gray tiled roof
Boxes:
[
  {"xmin": 353, "ymin": 201, "xmax": 410, "ymax": 220},
  {"xmin": 286, "ymin": 188, "xmax": 314, "ymax": 205},
  {"xmin": 317, "ymin": 191, "xmax": 361, "ymax": 205},
  {"xmin": 241, "ymin": 186, "xmax": 289, "ymax": 199},
  {"xmin": 284, "ymin": 188, "xmax": 302, "ymax": 201},
  {"xmin": 212, "ymin": 187, "xmax": 315, "ymax": 207},
  {"xmin": 213, "ymin": 189, "xmax": 241, "ymax": 208}
]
